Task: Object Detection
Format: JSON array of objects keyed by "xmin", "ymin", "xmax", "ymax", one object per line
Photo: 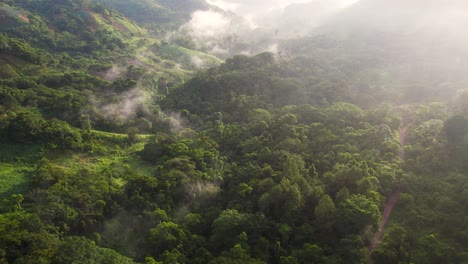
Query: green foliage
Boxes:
[
  {"xmin": 337, "ymin": 194, "xmax": 381, "ymax": 234},
  {"xmin": 0, "ymin": 211, "xmax": 59, "ymax": 263},
  {"xmin": 54, "ymin": 236, "xmax": 137, "ymax": 264},
  {"xmin": 0, "ymin": 1, "xmax": 466, "ymax": 263},
  {"xmin": 158, "ymin": 44, "xmax": 223, "ymax": 69},
  {"xmin": 0, "ymin": 34, "xmax": 50, "ymax": 64},
  {"xmin": 371, "ymin": 225, "xmax": 410, "ymax": 264},
  {"xmin": 0, "ymin": 64, "xmax": 19, "ymax": 79},
  {"xmin": 97, "ymin": 0, "xmax": 207, "ymax": 27},
  {"xmin": 314, "ymin": 195, "xmax": 336, "ymax": 229},
  {"xmin": 149, "ymin": 221, "xmax": 186, "ymax": 255},
  {"xmin": 444, "ymin": 115, "xmax": 467, "ymax": 143},
  {"xmin": 0, "ymin": 163, "xmax": 32, "ymax": 200}
]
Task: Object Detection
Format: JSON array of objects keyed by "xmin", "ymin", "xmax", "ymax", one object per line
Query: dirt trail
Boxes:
[
  {"xmin": 368, "ymin": 126, "xmax": 409, "ymax": 252},
  {"xmin": 18, "ymin": 14, "xmax": 29, "ymax": 23},
  {"xmin": 368, "ymin": 191, "xmax": 400, "ymax": 251}
]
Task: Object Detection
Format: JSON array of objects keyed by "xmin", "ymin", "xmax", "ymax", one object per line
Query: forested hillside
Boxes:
[
  {"xmin": 1, "ymin": 0, "xmax": 467, "ymax": 263},
  {"xmin": 96, "ymin": 0, "xmax": 209, "ymax": 29}
]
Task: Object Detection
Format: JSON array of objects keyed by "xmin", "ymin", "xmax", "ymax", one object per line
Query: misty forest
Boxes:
[{"xmin": 0, "ymin": 0, "xmax": 468, "ymax": 263}]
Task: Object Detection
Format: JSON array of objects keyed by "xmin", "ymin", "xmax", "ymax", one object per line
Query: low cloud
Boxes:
[
  {"xmin": 177, "ymin": 9, "xmax": 252, "ymax": 56},
  {"xmin": 184, "ymin": 10, "xmax": 233, "ymax": 39},
  {"xmin": 97, "ymin": 65, "xmax": 122, "ymax": 81},
  {"xmin": 165, "ymin": 112, "xmax": 188, "ymax": 133},
  {"xmin": 191, "ymin": 56, "xmax": 208, "ymax": 68},
  {"xmin": 178, "ymin": 0, "xmax": 360, "ymax": 57},
  {"xmin": 95, "ymin": 88, "xmax": 150, "ymax": 123}
]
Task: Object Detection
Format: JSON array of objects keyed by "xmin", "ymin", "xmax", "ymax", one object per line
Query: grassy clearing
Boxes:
[
  {"xmin": 92, "ymin": 129, "xmax": 128, "ymax": 139},
  {"xmin": 91, "ymin": 130, "xmax": 152, "ymax": 145},
  {"xmin": 0, "ymin": 131, "xmax": 154, "ymax": 198},
  {"xmin": 53, "ymin": 131, "xmax": 154, "ymax": 183},
  {"xmin": 90, "ymin": 11, "xmax": 143, "ymax": 37},
  {"xmin": 159, "ymin": 44, "xmax": 223, "ymax": 68},
  {"xmin": 51, "ymin": 151, "xmax": 154, "ymax": 187},
  {"xmin": 0, "ymin": 142, "xmax": 42, "ymax": 199},
  {"xmin": 113, "ymin": 16, "xmax": 141, "ymax": 35},
  {"xmin": 0, "ymin": 142, "xmax": 44, "ymax": 164},
  {"xmin": 124, "ymin": 142, "xmax": 153, "ymax": 177},
  {"xmin": 0, "ymin": 163, "xmax": 32, "ymax": 199}
]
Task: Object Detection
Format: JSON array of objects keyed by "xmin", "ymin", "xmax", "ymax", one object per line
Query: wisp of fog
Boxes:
[{"xmin": 177, "ymin": 0, "xmax": 360, "ymax": 56}]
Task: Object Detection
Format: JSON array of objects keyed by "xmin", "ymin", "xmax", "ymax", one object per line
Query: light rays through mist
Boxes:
[{"xmin": 176, "ymin": 0, "xmax": 360, "ymax": 56}]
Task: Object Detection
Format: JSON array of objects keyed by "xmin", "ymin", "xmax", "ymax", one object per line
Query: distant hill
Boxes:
[
  {"xmin": 320, "ymin": 0, "xmax": 468, "ymax": 36},
  {"xmin": 0, "ymin": 0, "xmax": 221, "ymax": 80},
  {"xmin": 280, "ymin": 0, "xmax": 468, "ymax": 106},
  {"xmin": 0, "ymin": 0, "xmax": 222, "ymax": 138}
]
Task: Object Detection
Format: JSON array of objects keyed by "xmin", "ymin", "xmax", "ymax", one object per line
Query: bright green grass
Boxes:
[
  {"xmin": 54, "ymin": 131, "xmax": 153, "ymax": 180},
  {"xmin": 92, "ymin": 129, "xmax": 128, "ymax": 139},
  {"xmin": 113, "ymin": 16, "xmax": 141, "ymax": 34},
  {"xmin": 91, "ymin": 130, "xmax": 152, "ymax": 147},
  {"xmin": 0, "ymin": 131, "xmax": 153, "ymax": 198},
  {"xmin": 91, "ymin": 129, "xmax": 151, "ymax": 139},
  {"xmin": 0, "ymin": 143, "xmax": 44, "ymax": 199},
  {"xmin": 124, "ymin": 142, "xmax": 153, "ymax": 177},
  {"xmin": 159, "ymin": 44, "xmax": 223, "ymax": 68},
  {"xmin": 52, "ymin": 151, "xmax": 153, "ymax": 185},
  {"xmin": 0, "ymin": 163, "xmax": 33, "ymax": 199},
  {"xmin": 0, "ymin": 143, "xmax": 44, "ymax": 164}
]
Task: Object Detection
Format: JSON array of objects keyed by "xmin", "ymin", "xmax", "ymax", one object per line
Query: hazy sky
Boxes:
[
  {"xmin": 206, "ymin": 0, "xmax": 360, "ymax": 12},
  {"xmin": 179, "ymin": 0, "xmax": 360, "ymax": 56},
  {"xmin": 203, "ymin": 0, "xmax": 360, "ymax": 29}
]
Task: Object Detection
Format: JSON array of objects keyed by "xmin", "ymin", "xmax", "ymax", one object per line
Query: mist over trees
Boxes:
[{"xmin": 0, "ymin": 0, "xmax": 467, "ymax": 263}]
